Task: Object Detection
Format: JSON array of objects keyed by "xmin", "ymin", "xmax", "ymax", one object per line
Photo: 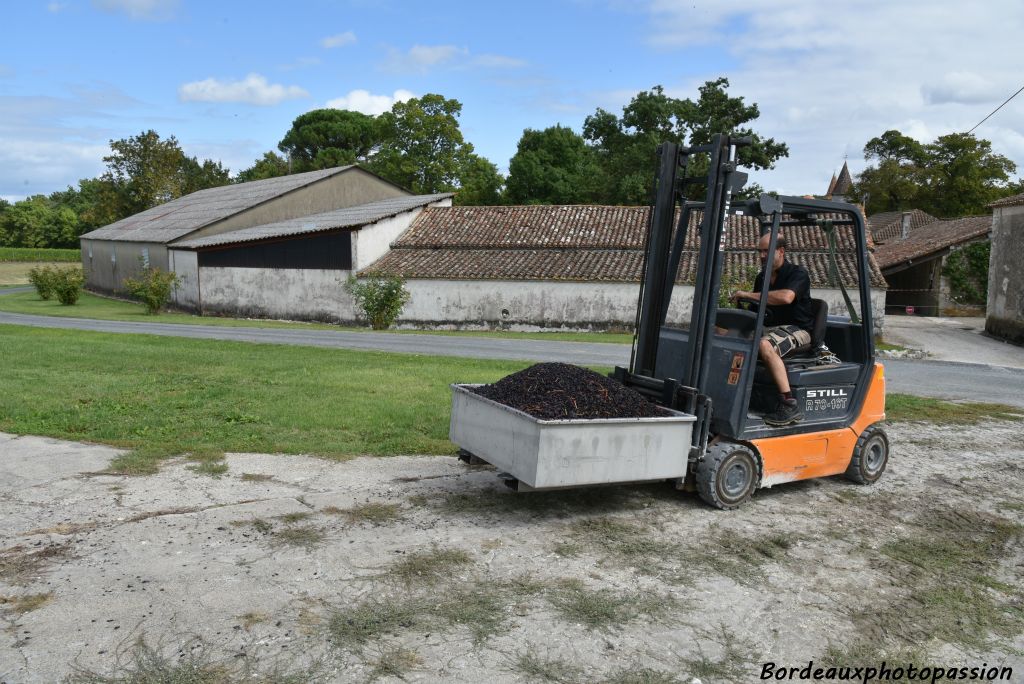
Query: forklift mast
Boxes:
[{"xmin": 616, "ymin": 134, "xmax": 877, "ymax": 459}]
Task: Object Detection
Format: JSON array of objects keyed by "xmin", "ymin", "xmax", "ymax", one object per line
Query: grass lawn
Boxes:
[
  {"xmin": 886, "ymin": 393, "xmax": 1023, "ymax": 423},
  {"xmin": 0, "ymin": 262, "xmax": 75, "ymax": 286},
  {"xmin": 0, "ymin": 289, "xmax": 635, "ymax": 344},
  {"xmin": 0, "ymin": 325, "xmax": 535, "ymax": 473}
]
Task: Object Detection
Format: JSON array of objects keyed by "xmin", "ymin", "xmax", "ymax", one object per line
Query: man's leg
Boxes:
[{"xmin": 759, "ymin": 327, "xmax": 808, "ymax": 426}]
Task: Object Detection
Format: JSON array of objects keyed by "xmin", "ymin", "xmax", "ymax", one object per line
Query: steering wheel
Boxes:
[{"xmin": 735, "ymin": 296, "xmax": 774, "ymax": 325}]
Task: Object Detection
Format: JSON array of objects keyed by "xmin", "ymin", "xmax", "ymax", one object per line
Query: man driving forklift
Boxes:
[{"xmin": 730, "ymin": 232, "xmax": 813, "ymax": 427}]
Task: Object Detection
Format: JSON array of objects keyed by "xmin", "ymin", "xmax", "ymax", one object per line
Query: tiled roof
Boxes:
[
  {"xmin": 363, "ymin": 205, "xmax": 886, "ymax": 288},
  {"xmin": 81, "ymin": 167, "xmax": 355, "ymax": 243},
  {"xmin": 989, "ymin": 192, "xmax": 1024, "ymax": 208},
  {"xmin": 874, "ymin": 216, "xmax": 991, "ymax": 270},
  {"xmin": 868, "ymin": 209, "xmax": 937, "ymax": 245},
  {"xmin": 173, "ymin": 194, "xmax": 452, "ymax": 249}
]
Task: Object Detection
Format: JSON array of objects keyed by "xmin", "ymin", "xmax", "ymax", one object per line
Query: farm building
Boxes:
[
  {"xmin": 987, "ymin": 193, "xmax": 1024, "ymax": 344},
  {"xmin": 362, "ymin": 205, "xmax": 887, "ymax": 332},
  {"xmin": 869, "ymin": 212, "xmax": 991, "ymax": 315},
  {"xmin": 79, "ymin": 166, "xmax": 410, "ymax": 295},
  {"xmin": 167, "ymin": 193, "xmax": 452, "ymax": 321}
]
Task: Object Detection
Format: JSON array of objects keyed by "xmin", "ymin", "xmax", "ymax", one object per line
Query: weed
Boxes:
[
  {"xmin": 406, "ymin": 494, "xmax": 430, "ymax": 507},
  {"xmin": 66, "ymin": 636, "xmax": 324, "ymax": 683},
  {"xmin": 0, "ymin": 592, "xmax": 54, "ymax": 614},
  {"xmin": 240, "ymin": 473, "xmax": 275, "ymax": 482},
  {"xmin": 434, "ymin": 587, "xmax": 508, "ymax": 643},
  {"xmin": 272, "ymin": 525, "xmax": 326, "ymax": 550},
  {"xmin": 189, "ymin": 459, "xmax": 228, "ymax": 477},
  {"xmin": 681, "ymin": 624, "xmax": 756, "ymax": 682},
  {"xmin": 552, "ymin": 541, "xmax": 584, "ymax": 557},
  {"xmin": 388, "ymin": 546, "xmax": 472, "ymax": 585},
  {"xmin": 514, "ymin": 652, "xmax": 584, "ymax": 683},
  {"xmin": 327, "ymin": 502, "xmax": 404, "ymax": 526},
  {"xmin": 327, "ymin": 597, "xmax": 428, "ymax": 650},
  {"xmin": 239, "ymin": 611, "xmax": 269, "ymax": 630},
  {"xmin": 277, "ymin": 512, "xmax": 312, "ymax": 524},
  {"xmin": 547, "ymin": 579, "xmax": 671, "ymax": 632},
  {"xmin": 368, "ymin": 645, "xmax": 421, "ymax": 680},
  {"xmin": 251, "ymin": 519, "xmax": 274, "ymax": 535},
  {"xmin": 844, "ymin": 507, "xmax": 1024, "ymax": 655},
  {"xmin": 597, "ymin": 667, "xmax": 682, "ymax": 684},
  {"xmin": 0, "ymin": 543, "xmax": 70, "ymax": 585}
]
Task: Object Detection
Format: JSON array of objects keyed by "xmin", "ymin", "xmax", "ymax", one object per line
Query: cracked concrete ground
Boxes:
[{"xmin": 1, "ymin": 427, "xmax": 1022, "ymax": 683}]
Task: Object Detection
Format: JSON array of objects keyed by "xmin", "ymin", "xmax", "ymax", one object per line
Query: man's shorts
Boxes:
[{"xmin": 763, "ymin": 325, "xmax": 811, "ymax": 358}]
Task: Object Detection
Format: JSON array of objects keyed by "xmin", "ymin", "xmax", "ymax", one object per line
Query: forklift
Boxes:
[
  {"xmin": 612, "ymin": 134, "xmax": 888, "ymax": 509},
  {"xmin": 450, "ymin": 134, "xmax": 888, "ymax": 509}
]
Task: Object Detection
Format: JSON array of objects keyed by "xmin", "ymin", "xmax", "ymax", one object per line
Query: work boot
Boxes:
[{"xmin": 763, "ymin": 399, "xmax": 804, "ymax": 426}]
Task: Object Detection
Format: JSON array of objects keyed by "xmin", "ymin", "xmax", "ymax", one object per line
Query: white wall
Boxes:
[
  {"xmin": 352, "ymin": 198, "xmax": 452, "ymax": 270},
  {"xmin": 168, "ymin": 249, "xmax": 199, "ymax": 309},
  {"xmin": 396, "ymin": 279, "xmax": 886, "ymax": 332},
  {"xmin": 199, "ymin": 267, "xmax": 357, "ymax": 322}
]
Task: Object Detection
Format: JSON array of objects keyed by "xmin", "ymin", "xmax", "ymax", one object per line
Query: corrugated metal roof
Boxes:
[
  {"xmin": 80, "ymin": 167, "xmax": 354, "ymax": 243},
  {"xmin": 173, "ymin": 194, "xmax": 453, "ymax": 249}
]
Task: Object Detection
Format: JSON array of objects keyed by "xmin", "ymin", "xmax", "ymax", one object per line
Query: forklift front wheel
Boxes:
[
  {"xmin": 845, "ymin": 424, "xmax": 889, "ymax": 484},
  {"xmin": 696, "ymin": 443, "xmax": 760, "ymax": 510}
]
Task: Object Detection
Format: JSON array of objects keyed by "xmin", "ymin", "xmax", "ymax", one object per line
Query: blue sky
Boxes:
[{"xmin": 2, "ymin": 0, "xmax": 1022, "ymax": 204}]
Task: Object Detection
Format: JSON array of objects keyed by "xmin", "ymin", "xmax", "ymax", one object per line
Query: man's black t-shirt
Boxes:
[{"xmin": 753, "ymin": 260, "xmax": 814, "ymax": 332}]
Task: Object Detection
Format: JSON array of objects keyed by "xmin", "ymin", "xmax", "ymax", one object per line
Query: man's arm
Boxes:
[{"xmin": 731, "ymin": 288, "xmax": 796, "ymax": 305}]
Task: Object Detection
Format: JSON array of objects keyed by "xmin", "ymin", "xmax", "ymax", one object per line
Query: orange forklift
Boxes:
[{"xmin": 612, "ymin": 134, "xmax": 888, "ymax": 509}]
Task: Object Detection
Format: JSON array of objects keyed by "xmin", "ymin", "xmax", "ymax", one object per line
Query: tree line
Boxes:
[{"xmin": 2, "ymin": 76, "xmax": 1020, "ymax": 249}]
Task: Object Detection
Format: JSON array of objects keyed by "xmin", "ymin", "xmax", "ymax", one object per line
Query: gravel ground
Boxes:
[{"xmin": 1, "ymin": 423, "xmax": 1022, "ymax": 683}]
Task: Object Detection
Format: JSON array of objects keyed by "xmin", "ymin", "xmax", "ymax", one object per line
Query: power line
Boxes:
[{"xmin": 967, "ymin": 84, "xmax": 1024, "ymax": 134}]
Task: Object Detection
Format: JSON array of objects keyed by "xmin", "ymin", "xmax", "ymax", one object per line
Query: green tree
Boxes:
[
  {"xmin": 583, "ymin": 79, "xmax": 788, "ymax": 204},
  {"xmin": 103, "ymin": 130, "xmax": 188, "ymax": 214},
  {"xmin": 370, "ymin": 94, "xmax": 473, "ymax": 194},
  {"xmin": 235, "ymin": 151, "xmax": 290, "ymax": 183},
  {"xmin": 922, "ymin": 133, "xmax": 1016, "ymax": 217},
  {"xmin": 278, "ymin": 109, "xmax": 381, "ymax": 172},
  {"xmin": 505, "ymin": 125, "xmax": 602, "ymax": 204},
  {"xmin": 851, "ymin": 130, "xmax": 1017, "ymax": 216},
  {"xmin": 453, "ymin": 153, "xmax": 504, "ymax": 206},
  {"xmin": 100, "ymin": 130, "xmax": 231, "ymax": 217},
  {"xmin": 0, "ymin": 196, "xmax": 79, "ymax": 248},
  {"xmin": 179, "ymin": 156, "xmax": 231, "ymax": 195}
]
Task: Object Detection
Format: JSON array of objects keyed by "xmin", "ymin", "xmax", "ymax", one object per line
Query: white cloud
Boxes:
[
  {"xmin": 91, "ymin": 0, "xmax": 179, "ymax": 20},
  {"xmin": 47, "ymin": 2, "xmax": 68, "ymax": 12},
  {"xmin": 321, "ymin": 31, "xmax": 357, "ymax": 48},
  {"xmin": 326, "ymin": 89, "xmax": 416, "ymax": 116},
  {"xmin": 473, "ymin": 54, "xmax": 528, "ymax": 69},
  {"xmin": 178, "ymin": 74, "xmax": 309, "ymax": 106},
  {"xmin": 922, "ymin": 71, "xmax": 1003, "ymax": 105},
  {"xmin": 0, "ymin": 138, "xmax": 108, "ymax": 198},
  {"xmin": 633, "ymin": 0, "xmax": 1024, "ymax": 195},
  {"xmin": 383, "ymin": 44, "xmax": 524, "ymax": 73}
]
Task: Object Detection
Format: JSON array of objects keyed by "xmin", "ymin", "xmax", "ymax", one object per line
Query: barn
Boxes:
[
  {"xmin": 363, "ymin": 205, "xmax": 888, "ymax": 332},
  {"xmin": 79, "ymin": 166, "xmax": 410, "ymax": 295}
]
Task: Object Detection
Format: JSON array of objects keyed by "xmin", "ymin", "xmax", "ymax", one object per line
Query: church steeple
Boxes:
[
  {"xmin": 826, "ymin": 172, "xmax": 838, "ymax": 197},
  {"xmin": 833, "ymin": 161, "xmax": 853, "ymax": 198}
]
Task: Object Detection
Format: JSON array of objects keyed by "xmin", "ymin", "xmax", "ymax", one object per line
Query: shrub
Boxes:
[
  {"xmin": 28, "ymin": 265, "xmax": 58, "ymax": 300},
  {"xmin": 943, "ymin": 241, "xmax": 990, "ymax": 306},
  {"xmin": 124, "ymin": 267, "xmax": 180, "ymax": 314},
  {"xmin": 345, "ymin": 276, "xmax": 411, "ymax": 329},
  {"xmin": 50, "ymin": 266, "xmax": 85, "ymax": 305}
]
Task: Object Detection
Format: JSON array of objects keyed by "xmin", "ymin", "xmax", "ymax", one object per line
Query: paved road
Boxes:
[{"xmin": 2, "ymin": 310, "xmax": 1023, "ymax": 407}]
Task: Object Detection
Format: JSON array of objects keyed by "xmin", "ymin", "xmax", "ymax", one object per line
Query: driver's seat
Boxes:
[{"xmin": 787, "ymin": 298, "xmax": 828, "ymax": 361}]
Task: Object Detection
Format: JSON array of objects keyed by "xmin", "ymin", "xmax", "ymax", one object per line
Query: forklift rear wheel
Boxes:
[
  {"xmin": 845, "ymin": 424, "xmax": 889, "ymax": 484},
  {"xmin": 696, "ymin": 443, "xmax": 760, "ymax": 510}
]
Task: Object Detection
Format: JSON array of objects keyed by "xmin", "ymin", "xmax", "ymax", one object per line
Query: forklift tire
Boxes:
[
  {"xmin": 844, "ymin": 424, "xmax": 889, "ymax": 484},
  {"xmin": 696, "ymin": 443, "xmax": 760, "ymax": 510}
]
